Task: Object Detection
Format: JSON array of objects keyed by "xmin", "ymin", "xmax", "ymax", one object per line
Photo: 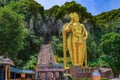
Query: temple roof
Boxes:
[{"xmin": 0, "ymin": 56, "xmax": 14, "ymax": 66}]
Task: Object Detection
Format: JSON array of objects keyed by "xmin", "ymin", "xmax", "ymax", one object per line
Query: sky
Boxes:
[{"xmin": 35, "ymin": 0, "xmax": 120, "ymax": 15}]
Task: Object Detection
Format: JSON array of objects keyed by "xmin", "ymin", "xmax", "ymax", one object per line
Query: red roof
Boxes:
[{"xmin": 0, "ymin": 56, "xmax": 14, "ymax": 65}]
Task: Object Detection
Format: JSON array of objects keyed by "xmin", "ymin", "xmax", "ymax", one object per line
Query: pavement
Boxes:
[{"xmin": 110, "ymin": 78, "xmax": 120, "ymax": 80}]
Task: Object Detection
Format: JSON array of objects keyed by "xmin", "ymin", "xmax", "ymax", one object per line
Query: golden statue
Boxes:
[{"xmin": 62, "ymin": 12, "xmax": 88, "ymax": 68}]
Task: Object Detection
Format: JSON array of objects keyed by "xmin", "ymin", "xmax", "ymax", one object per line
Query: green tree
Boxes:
[
  {"xmin": 0, "ymin": 5, "xmax": 28, "ymax": 58},
  {"xmin": 23, "ymin": 54, "xmax": 37, "ymax": 70},
  {"xmin": 95, "ymin": 9, "xmax": 120, "ymax": 34},
  {"xmin": 44, "ymin": 5, "xmax": 59, "ymax": 18},
  {"xmin": 51, "ymin": 36, "xmax": 63, "ymax": 57},
  {"xmin": 16, "ymin": 34, "xmax": 44, "ymax": 68},
  {"xmin": 0, "ymin": 0, "xmax": 44, "ymax": 67},
  {"xmin": 99, "ymin": 32, "xmax": 120, "ymax": 74},
  {"xmin": 89, "ymin": 54, "xmax": 110, "ymax": 67},
  {"xmin": 55, "ymin": 1, "xmax": 94, "ymax": 23},
  {"xmin": 87, "ymin": 33, "xmax": 98, "ymax": 61}
]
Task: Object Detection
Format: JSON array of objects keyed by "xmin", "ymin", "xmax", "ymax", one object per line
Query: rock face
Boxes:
[
  {"xmin": 26, "ymin": 14, "xmax": 64, "ymax": 42},
  {"xmin": 26, "ymin": 13, "xmax": 93, "ymax": 43}
]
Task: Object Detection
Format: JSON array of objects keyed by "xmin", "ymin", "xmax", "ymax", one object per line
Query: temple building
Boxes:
[{"xmin": 0, "ymin": 54, "xmax": 35, "ymax": 80}]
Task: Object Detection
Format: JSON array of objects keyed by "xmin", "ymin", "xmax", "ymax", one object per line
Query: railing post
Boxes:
[
  {"xmin": 2, "ymin": 67, "xmax": 4, "ymax": 80},
  {"xmin": 14, "ymin": 73, "xmax": 16, "ymax": 80}
]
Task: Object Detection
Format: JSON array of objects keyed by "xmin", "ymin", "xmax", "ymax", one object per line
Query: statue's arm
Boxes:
[
  {"xmin": 72, "ymin": 24, "xmax": 87, "ymax": 39},
  {"xmin": 74, "ymin": 24, "xmax": 88, "ymax": 40},
  {"xmin": 73, "ymin": 32, "xmax": 81, "ymax": 38}
]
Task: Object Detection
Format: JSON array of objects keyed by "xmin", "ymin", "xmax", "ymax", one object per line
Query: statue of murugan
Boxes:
[{"xmin": 62, "ymin": 12, "xmax": 88, "ymax": 68}]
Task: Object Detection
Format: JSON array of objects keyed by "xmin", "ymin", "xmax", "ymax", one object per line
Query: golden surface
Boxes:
[{"xmin": 62, "ymin": 12, "xmax": 88, "ymax": 68}]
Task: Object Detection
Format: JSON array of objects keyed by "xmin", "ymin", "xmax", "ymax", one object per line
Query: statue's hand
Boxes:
[
  {"xmin": 78, "ymin": 41, "xmax": 81, "ymax": 45},
  {"xmin": 75, "ymin": 41, "xmax": 81, "ymax": 47},
  {"xmin": 68, "ymin": 21, "xmax": 73, "ymax": 28},
  {"xmin": 77, "ymin": 41, "xmax": 83, "ymax": 46}
]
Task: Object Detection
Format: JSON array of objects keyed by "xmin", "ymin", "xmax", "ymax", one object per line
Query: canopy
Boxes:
[{"xmin": 10, "ymin": 67, "xmax": 35, "ymax": 74}]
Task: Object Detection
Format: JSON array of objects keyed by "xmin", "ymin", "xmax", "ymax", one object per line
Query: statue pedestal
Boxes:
[
  {"xmin": 65, "ymin": 66, "xmax": 114, "ymax": 79},
  {"xmin": 65, "ymin": 66, "xmax": 95, "ymax": 79}
]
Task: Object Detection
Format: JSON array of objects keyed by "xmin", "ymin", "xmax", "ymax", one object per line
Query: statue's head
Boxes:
[
  {"xmin": 69, "ymin": 13, "xmax": 74, "ymax": 20},
  {"xmin": 69, "ymin": 12, "xmax": 79, "ymax": 22}
]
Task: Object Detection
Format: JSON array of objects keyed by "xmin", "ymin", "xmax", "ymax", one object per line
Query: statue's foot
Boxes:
[
  {"xmin": 80, "ymin": 65, "xmax": 88, "ymax": 68},
  {"xmin": 73, "ymin": 64, "xmax": 79, "ymax": 67},
  {"xmin": 79, "ymin": 66, "xmax": 83, "ymax": 68},
  {"xmin": 64, "ymin": 66, "xmax": 69, "ymax": 69},
  {"xmin": 85, "ymin": 65, "xmax": 88, "ymax": 68}
]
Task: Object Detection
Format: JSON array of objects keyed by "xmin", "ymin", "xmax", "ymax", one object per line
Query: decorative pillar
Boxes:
[
  {"xmin": 62, "ymin": 71, "xmax": 64, "ymax": 76},
  {"xmin": 1, "ymin": 67, "xmax": 4, "ymax": 80},
  {"xmin": 62, "ymin": 71, "xmax": 64, "ymax": 79},
  {"xmin": 14, "ymin": 73, "xmax": 16, "ymax": 80},
  {"xmin": 53, "ymin": 72, "xmax": 56, "ymax": 80},
  {"xmin": 46, "ymin": 72, "xmax": 48, "ymax": 80},
  {"xmin": 5, "ymin": 65, "xmax": 8, "ymax": 80},
  {"xmin": 28, "ymin": 74, "xmax": 30, "ymax": 80},
  {"xmin": 39, "ymin": 72, "xmax": 41, "ymax": 79},
  {"xmin": 35, "ymin": 71, "xmax": 38, "ymax": 80},
  {"xmin": 8, "ymin": 65, "xmax": 10, "ymax": 80},
  {"xmin": 59, "ymin": 72, "xmax": 61, "ymax": 79}
]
